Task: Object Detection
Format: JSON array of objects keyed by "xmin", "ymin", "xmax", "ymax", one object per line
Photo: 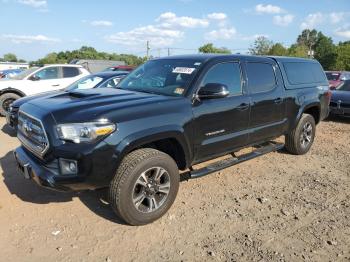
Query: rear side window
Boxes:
[
  {"xmin": 63, "ymin": 67, "xmax": 80, "ymax": 78},
  {"xmin": 283, "ymin": 62, "xmax": 326, "ymax": 85},
  {"xmin": 246, "ymin": 63, "xmax": 276, "ymax": 93},
  {"xmin": 202, "ymin": 62, "xmax": 242, "ymax": 95}
]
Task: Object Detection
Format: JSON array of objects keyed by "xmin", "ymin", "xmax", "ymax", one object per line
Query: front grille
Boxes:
[{"xmin": 17, "ymin": 111, "xmax": 49, "ymax": 157}]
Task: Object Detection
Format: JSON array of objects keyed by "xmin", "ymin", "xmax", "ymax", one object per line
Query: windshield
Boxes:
[
  {"xmin": 66, "ymin": 75, "xmax": 104, "ymax": 91},
  {"xmin": 326, "ymin": 72, "xmax": 340, "ymax": 81},
  {"xmin": 118, "ymin": 59, "xmax": 202, "ymax": 96},
  {"xmin": 11, "ymin": 67, "xmax": 39, "ymax": 80}
]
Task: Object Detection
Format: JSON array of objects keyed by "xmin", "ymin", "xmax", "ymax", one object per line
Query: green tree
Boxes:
[
  {"xmin": 297, "ymin": 29, "xmax": 318, "ymax": 51},
  {"xmin": 268, "ymin": 43, "xmax": 288, "ymax": 56},
  {"xmin": 335, "ymin": 42, "xmax": 350, "ymax": 70},
  {"xmin": 249, "ymin": 36, "xmax": 273, "ymax": 55},
  {"xmin": 3, "ymin": 53, "xmax": 18, "ymax": 62},
  {"xmin": 314, "ymin": 32, "xmax": 337, "ymax": 70},
  {"xmin": 198, "ymin": 43, "xmax": 231, "ymax": 54},
  {"xmin": 288, "ymin": 44, "xmax": 308, "ymax": 58}
]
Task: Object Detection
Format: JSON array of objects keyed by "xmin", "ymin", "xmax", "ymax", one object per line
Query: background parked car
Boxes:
[
  {"xmin": 6, "ymin": 71, "xmax": 129, "ymax": 129},
  {"xmin": 0, "ymin": 64, "xmax": 90, "ymax": 115},
  {"xmin": 326, "ymin": 71, "xmax": 350, "ymax": 89},
  {"xmin": 0, "ymin": 69, "xmax": 24, "ymax": 79},
  {"xmin": 329, "ymin": 79, "xmax": 350, "ymax": 117},
  {"xmin": 104, "ymin": 65, "xmax": 135, "ymax": 72}
]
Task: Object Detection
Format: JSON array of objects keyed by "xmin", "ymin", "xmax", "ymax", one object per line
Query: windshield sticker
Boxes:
[
  {"xmin": 172, "ymin": 67, "xmax": 196, "ymax": 74},
  {"xmin": 174, "ymin": 87, "xmax": 185, "ymax": 95}
]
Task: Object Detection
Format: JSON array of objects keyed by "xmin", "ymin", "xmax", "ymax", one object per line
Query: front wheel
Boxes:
[
  {"xmin": 0, "ymin": 93, "xmax": 20, "ymax": 116},
  {"xmin": 108, "ymin": 148, "xmax": 179, "ymax": 226},
  {"xmin": 285, "ymin": 113, "xmax": 316, "ymax": 155}
]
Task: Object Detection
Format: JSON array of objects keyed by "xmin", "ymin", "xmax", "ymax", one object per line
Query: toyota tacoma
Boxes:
[{"xmin": 13, "ymin": 55, "xmax": 330, "ymax": 225}]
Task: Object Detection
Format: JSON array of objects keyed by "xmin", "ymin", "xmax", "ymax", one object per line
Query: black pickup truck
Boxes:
[{"xmin": 13, "ymin": 54, "xmax": 330, "ymax": 225}]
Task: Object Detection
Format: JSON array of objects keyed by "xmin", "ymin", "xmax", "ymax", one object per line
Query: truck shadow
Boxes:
[
  {"xmin": 0, "ymin": 151, "xmax": 126, "ymax": 225},
  {"xmin": 324, "ymin": 115, "xmax": 350, "ymax": 124}
]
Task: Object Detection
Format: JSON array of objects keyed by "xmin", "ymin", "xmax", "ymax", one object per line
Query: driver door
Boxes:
[
  {"xmin": 26, "ymin": 66, "xmax": 62, "ymax": 95},
  {"xmin": 192, "ymin": 61, "xmax": 250, "ymax": 163}
]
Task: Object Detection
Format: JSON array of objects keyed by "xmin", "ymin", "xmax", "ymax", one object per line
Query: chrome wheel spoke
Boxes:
[
  {"xmin": 158, "ymin": 182, "xmax": 170, "ymax": 195},
  {"xmin": 133, "ymin": 193, "xmax": 146, "ymax": 207},
  {"xmin": 136, "ymin": 172, "xmax": 148, "ymax": 187},
  {"xmin": 154, "ymin": 167, "xmax": 165, "ymax": 181}
]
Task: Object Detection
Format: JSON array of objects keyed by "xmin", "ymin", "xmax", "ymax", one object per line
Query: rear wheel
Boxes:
[
  {"xmin": 0, "ymin": 93, "xmax": 20, "ymax": 116},
  {"xmin": 285, "ymin": 113, "xmax": 316, "ymax": 155},
  {"xmin": 108, "ymin": 148, "xmax": 179, "ymax": 226}
]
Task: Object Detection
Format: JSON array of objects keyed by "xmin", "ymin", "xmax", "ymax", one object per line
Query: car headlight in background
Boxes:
[{"xmin": 56, "ymin": 120, "xmax": 116, "ymax": 143}]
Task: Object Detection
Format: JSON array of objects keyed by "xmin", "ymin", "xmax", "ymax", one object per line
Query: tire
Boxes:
[
  {"xmin": 285, "ymin": 113, "xmax": 316, "ymax": 155},
  {"xmin": 0, "ymin": 93, "xmax": 20, "ymax": 116},
  {"xmin": 108, "ymin": 148, "xmax": 179, "ymax": 226}
]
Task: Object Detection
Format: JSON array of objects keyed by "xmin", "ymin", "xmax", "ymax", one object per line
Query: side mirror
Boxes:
[
  {"xmin": 197, "ymin": 83, "xmax": 229, "ymax": 99},
  {"xmin": 29, "ymin": 75, "xmax": 40, "ymax": 81}
]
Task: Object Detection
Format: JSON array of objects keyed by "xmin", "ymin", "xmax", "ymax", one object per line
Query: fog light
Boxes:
[{"xmin": 59, "ymin": 158, "xmax": 78, "ymax": 175}]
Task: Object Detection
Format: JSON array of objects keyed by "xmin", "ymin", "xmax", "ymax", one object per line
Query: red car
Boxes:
[
  {"xmin": 326, "ymin": 71, "xmax": 350, "ymax": 90},
  {"xmin": 104, "ymin": 65, "xmax": 135, "ymax": 72}
]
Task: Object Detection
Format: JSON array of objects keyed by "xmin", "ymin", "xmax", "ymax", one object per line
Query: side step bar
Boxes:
[{"xmin": 188, "ymin": 142, "xmax": 284, "ymax": 179}]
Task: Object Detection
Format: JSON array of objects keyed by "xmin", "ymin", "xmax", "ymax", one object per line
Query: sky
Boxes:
[{"xmin": 1, "ymin": 0, "xmax": 350, "ymax": 61}]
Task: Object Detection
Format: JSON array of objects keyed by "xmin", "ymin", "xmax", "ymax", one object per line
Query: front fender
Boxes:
[{"xmin": 115, "ymin": 125, "xmax": 191, "ymax": 168}]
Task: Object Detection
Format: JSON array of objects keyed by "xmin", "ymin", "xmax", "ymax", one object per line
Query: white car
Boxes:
[{"xmin": 0, "ymin": 64, "xmax": 90, "ymax": 115}]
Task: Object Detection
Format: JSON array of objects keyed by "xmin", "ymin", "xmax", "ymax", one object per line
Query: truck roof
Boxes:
[{"xmin": 155, "ymin": 54, "xmax": 317, "ymax": 64}]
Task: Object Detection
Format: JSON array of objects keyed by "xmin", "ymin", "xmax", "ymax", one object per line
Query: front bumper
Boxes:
[{"xmin": 14, "ymin": 144, "xmax": 117, "ymax": 192}]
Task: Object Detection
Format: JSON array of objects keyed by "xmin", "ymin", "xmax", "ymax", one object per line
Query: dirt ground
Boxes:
[{"xmin": 0, "ymin": 117, "xmax": 349, "ymax": 262}]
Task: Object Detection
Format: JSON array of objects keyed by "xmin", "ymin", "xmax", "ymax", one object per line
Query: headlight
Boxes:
[{"xmin": 56, "ymin": 120, "xmax": 116, "ymax": 143}]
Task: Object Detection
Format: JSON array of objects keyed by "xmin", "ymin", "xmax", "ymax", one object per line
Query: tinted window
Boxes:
[
  {"xmin": 202, "ymin": 62, "xmax": 242, "ymax": 95},
  {"xmin": 35, "ymin": 67, "xmax": 59, "ymax": 80},
  {"xmin": 326, "ymin": 72, "xmax": 340, "ymax": 81},
  {"xmin": 283, "ymin": 62, "xmax": 326, "ymax": 85},
  {"xmin": 63, "ymin": 67, "xmax": 80, "ymax": 78},
  {"xmin": 100, "ymin": 77, "xmax": 123, "ymax": 88},
  {"xmin": 247, "ymin": 63, "xmax": 276, "ymax": 93},
  {"xmin": 338, "ymin": 81, "xmax": 350, "ymax": 91}
]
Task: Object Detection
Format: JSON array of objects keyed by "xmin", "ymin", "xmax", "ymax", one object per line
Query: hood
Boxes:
[
  {"xmin": 331, "ymin": 90, "xmax": 350, "ymax": 103},
  {"xmin": 12, "ymin": 90, "xmax": 63, "ymax": 108},
  {"xmin": 24, "ymin": 88, "xmax": 178, "ymax": 123}
]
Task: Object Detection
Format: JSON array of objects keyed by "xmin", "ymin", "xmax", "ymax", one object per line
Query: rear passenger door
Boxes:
[
  {"xmin": 245, "ymin": 59, "xmax": 286, "ymax": 144},
  {"xmin": 60, "ymin": 67, "xmax": 82, "ymax": 88}
]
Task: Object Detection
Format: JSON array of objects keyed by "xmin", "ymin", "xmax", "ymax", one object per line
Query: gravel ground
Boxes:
[{"xmin": 0, "ymin": 117, "xmax": 349, "ymax": 262}]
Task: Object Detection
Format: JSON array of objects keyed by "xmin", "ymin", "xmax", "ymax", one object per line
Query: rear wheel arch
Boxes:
[{"xmin": 0, "ymin": 88, "xmax": 26, "ymax": 98}]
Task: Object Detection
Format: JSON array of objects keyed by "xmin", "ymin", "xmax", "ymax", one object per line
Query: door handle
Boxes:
[
  {"xmin": 237, "ymin": 103, "xmax": 249, "ymax": 111},
  {"xmin": 274, "ymin": 97, "xmax": 283, "ymax": 104},
  {"xmin": 52, "ymin": 84, "xmax": 60, "ymax": 87}
]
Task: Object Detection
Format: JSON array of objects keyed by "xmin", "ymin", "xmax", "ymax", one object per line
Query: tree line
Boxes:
[
  {"xmin": 1, "ymin": 29, "xmax": 349, "ymax": 70},
  {"xmin": 199, "ymin": 29, "xmax": 350, "ymax": 71}
]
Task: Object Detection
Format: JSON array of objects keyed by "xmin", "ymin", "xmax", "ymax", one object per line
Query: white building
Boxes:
[{"xmin": 0, "ymin": 62, "xmax": 29, "ymax": 71}]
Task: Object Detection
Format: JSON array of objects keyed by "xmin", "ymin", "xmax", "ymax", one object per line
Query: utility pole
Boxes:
[
  {"xmin": 146, "ymin": 41, "xmax": 150, "ymax": 60},
  {"xmin": 167, "ymin": 48, "xmax": 170, "ymax": 56}
]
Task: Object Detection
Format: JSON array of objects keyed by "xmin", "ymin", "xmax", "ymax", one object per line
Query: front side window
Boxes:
[
  {"xmin": 63, "ymin": 67, "xmax": 80, "ymax": 78},
  {"xmin": 66, "ymin": 75, "xmax": 104, "ymax": 91},
  {"xmin": 337, "ymin": 81, "xmax": 350, "ymax": 91},
  {"xmin": 100, "ymin": 77, "xmax": 124, "ymax": 88},
  {"xmin": 247, "ymin": 63, "xmax": 276, "ymax": 93},
  {"xmin": 118, "ymin": 59, "xmax": 203, "ymax": 96},
  {"xmin": 35, "ymin": 67, "xmax": 59, "ymax": 80},
  {"xmin": 201, "ymin": 62, "xmax": 242, "ymax": 95}
]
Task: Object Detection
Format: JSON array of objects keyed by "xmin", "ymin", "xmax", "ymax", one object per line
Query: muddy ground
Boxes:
[{"xmin": 0, "ymin": 117, "xmax": 349, "ymax": 261}]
